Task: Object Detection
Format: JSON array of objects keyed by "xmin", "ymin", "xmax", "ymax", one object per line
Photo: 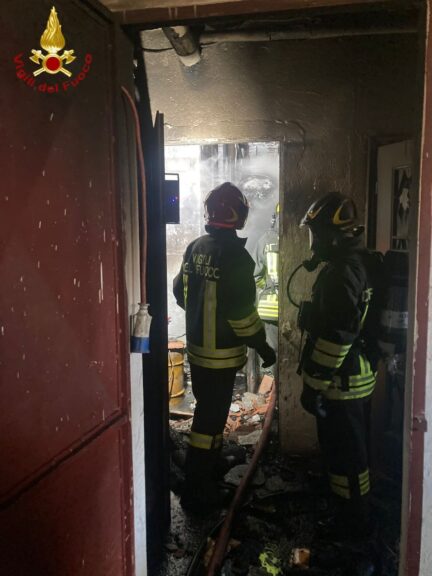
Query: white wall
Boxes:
[
  {"xmin": 130, "ymin": 356, "xmax": 147, "ymax": 576},
  {"xmin": 125, "ymin": 188, "xmax": 147, "ymax": 576},
  {"xmin": 421, "ymin": 406, "xmax": 432, "ymax": 573},
  {"xmin": 420, "ymin": 260, "xmax": 432, "ymax": 574},
  {"xmin": 119, "ymin": 99, "xmax": 147, "ymax": 575}
]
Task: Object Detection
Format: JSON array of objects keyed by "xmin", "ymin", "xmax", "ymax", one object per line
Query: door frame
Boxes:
[
  {"xmin": 119, "ymin": 2, "xmax": 429, "ymax": 574},
  {"xmin": 400, "ymin": 4, "xmax": 430, "ymax": 576}
]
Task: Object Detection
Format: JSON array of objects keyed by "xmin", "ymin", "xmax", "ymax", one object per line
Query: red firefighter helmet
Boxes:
[{"xmin": 204, "ymin": 182, "xmax": 249, "ymax": 230}]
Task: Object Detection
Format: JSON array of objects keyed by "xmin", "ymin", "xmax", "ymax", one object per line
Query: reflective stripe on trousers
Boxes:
[
  {"xmin": 329, "ymin": 469, "xmax": 370, "ymax": 499},
  {"xmin": 189, "ymin": 431, "xmax": 223, "ymax": 450}
]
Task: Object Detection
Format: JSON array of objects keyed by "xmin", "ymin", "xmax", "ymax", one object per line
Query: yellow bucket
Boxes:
[{"xmin": 168, "ymin": 340, "xmax": 185, "ymax": 398}]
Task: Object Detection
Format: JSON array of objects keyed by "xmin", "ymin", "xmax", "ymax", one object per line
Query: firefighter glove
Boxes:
[
  {"xmin": 301, "ymin": 384, "xmax": 327, "ymax": 418},
  {"xmin": 258, "ymin": 342, "xmax": 277, "ymax": 368},
  {"xmin": 315, "ymin": 393, "xmax": 328, "ymax": 418}
]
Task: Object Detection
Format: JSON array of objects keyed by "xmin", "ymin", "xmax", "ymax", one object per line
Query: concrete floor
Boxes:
[
  {"xmin": 157, "ymin": 492, "xmax": 222, "ymax": 576},
  {"xmin": 158, "ymin": 449, "xmax": 401, "ymax": 576}
]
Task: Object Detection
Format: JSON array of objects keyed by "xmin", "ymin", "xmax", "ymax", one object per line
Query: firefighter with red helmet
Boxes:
[
  {"xmin": 173, "ymin": 182, "xmax": 276, "ymax": 511},
  {"xmin": 299, "ymin": 191, "xmax": 380, "ymax": 538}
]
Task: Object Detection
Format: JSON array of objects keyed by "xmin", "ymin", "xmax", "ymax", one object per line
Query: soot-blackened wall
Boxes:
[{"xmin": 144, "ymin": 32, "xmax": 419, "ymax": 451}]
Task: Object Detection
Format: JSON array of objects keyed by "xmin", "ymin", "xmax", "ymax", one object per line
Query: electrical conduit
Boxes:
[{"xmin": 121, "ymin": 86, "xmax": 151, "ymax": 352}]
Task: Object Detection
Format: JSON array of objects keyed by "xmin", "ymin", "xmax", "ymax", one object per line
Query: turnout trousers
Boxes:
[
  {"xmin": 181, "ymin": 363, "xmax": 238, "ymax": 509},
  {"xmin": 316, "ymin": 396, "xmax": 372, "ymax": 529},
  {"xmin": 190, "ymin": 363, "xmax": 238, "ymax": 445}
]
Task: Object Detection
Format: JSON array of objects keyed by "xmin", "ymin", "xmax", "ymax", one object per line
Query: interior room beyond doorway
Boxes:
[{"xmin": 165, "ymin": 141, "xmax": 280, "ymax": 415}]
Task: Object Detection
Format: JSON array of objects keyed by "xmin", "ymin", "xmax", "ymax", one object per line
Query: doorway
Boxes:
[
  {"xmin": 165, "ymin": 142, "xmax": 280, "ymax": 337},
  {"xmin": 137, "ymin": 5, "xmax": 423, "ymax": 575},
  {"xmin": 164, "ymin": 140, "xmax": 280, "ymax": 460}
]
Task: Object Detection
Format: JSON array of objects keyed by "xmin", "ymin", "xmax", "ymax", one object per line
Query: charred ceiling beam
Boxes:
[
  {"xmin": 162, "ymin": 26, "xmax": 201, "ymax": 66},
  {"xmin": 200, "ymin": 25, "xmax": 417, "ymax": 43},
  {"xmin": 103, "ymin": 0, "xmax": 411, "ymax": 26}
]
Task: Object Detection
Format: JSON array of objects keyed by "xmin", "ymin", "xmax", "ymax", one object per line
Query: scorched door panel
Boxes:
[
  {"xmin": 0, "ymin": 1, "xmax": 128, "ymax": 498},
  {"xmin": 0, "ymin": 421, "xmax": 132, "ymax": 576}
]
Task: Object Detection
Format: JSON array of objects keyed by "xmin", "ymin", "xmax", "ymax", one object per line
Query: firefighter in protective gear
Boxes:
[
  {"xmin": 299, "ymin": 191, "xmax": 378, "ymax": 538},
  {"xmin": 173, "ymin": 182, "xmax": 276, "ymax": 511},
  {"xmin": 253, "ymin": 204, "xmax": 279, "ymax": 356}
]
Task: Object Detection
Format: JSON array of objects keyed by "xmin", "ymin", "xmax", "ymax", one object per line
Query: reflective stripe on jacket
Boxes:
[
  {"xmin": 254, "ymin": 229, "xmax": 279, "ymax": 322},
  {"xmin": 173, "ymin": 228, "xmax": 267, "ymax": 369},
  {"xmin": 257, "ymin": 293, "xmax": 278, "ymax": 321}
]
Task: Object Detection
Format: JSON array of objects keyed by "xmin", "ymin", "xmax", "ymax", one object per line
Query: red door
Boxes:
[{"xmin": 0, "ymin": 1, "xmax": 134, "ymax": 574}]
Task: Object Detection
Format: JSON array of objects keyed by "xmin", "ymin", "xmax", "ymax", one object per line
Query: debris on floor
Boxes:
[
  {"xmin": 170, "ymin": 417, "xmax": 193, "ymax": 434},
  {"xmin": 203, "ymin": 538, "xmax": 241, "ymax": 569},
  {"xmin": 225, "ymin": 384, "xmax": 273, "ymax": 441},
  {"xmin": 163, "ymin": 372, "xmax": 401, "ymax": 576},
  {"xmin": 164, "ymin": 452, "xmax": 400, "ymax": 576},
  {"xmin": 258, "ymin": 375, "xmax": 274, "ymax": 395},
  {"xmin": 290, "ymin": 547, "xmax": 310, "ymax": 569},
  {"xmin": 238, "ymin": 430, "xmax": 263, "ymax": 446},
  {"xmin": 224, "ymin": 464, "xmax": 266, "ymax": 487}
]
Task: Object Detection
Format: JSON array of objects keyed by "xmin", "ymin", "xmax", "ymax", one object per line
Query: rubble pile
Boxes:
[
  {"xmin": 225, "ymin": 379, "xmax": 273, "ymax": 444},
  {"xmin": 165, "ymin": 374, "xmax": 400, "ymax": 576},
  {"xmin": 195, "ymin": 453, "xmax": 382, "ymax": 576},
  {"xmin": 164, "ymin": 443, "xmax": 400, "ymax": 576}
]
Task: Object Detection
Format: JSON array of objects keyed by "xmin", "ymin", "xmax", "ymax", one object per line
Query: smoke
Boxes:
[{"xmin": 166, "ymin": 142, "xmax": 280, "ymax": 340}]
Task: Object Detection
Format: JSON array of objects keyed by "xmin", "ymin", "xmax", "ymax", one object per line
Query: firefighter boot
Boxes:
[{"xmin": 180, "ymin": 446, "xmax": 231, "ymax": 513}]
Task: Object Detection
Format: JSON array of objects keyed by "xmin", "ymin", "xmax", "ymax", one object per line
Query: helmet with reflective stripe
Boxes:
[
  {"xmin": 301, "ymin": 192, "xmax": 358, "ymax": 233},
  {"xmin": 204, "ymin": 182, "xmax": 249, "ymax": 230},
  {"xmin": 301, "ymin": 192, "xmax": 363, "ymax": 261}
]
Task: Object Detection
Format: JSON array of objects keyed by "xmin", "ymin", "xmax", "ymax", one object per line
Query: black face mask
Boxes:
[{"xmin": 309, "ymin": 227, "xmax": 337, "ymax": 261}]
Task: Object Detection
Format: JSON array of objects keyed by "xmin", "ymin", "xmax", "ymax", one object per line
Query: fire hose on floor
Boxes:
[{"xmin": 205, "ymin": 379, "xmax": 278, "ymax": 576}]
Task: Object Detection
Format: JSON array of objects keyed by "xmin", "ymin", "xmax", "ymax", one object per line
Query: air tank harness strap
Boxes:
[
  {"xmin": 360, "ymin": 287, "xmax": 373, "ymax": 328},
  {"xmin": 297, "ymin": 336, "xmax": 312, "ymax": 376}
]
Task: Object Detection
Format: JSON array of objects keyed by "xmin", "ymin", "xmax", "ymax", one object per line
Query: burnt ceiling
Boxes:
[
  {"xmin": 99, "ymin": 0, "xmax": 421, "ymax": 28},
  {"xmin": 190, "ymin": 9, "xmax": 419, "ymax": 36}
]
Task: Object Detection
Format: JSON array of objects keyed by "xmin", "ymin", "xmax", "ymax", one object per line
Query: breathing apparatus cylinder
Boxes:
[{"xmin": 379, "ymin": 251, "xmax": 409, "ymax": 357}]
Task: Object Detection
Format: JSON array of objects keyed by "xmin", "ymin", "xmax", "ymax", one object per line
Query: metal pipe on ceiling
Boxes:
[
  {"xmin": 156, "ymin": 25, "xmax": 416, "ymax": 67},
  {"xmin": 162, "ymin": 26, "xmax": 201, "ymax": 66}
]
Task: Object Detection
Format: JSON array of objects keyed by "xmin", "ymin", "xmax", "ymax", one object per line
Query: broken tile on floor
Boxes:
[
  {"xmin": 224, "ymin": 464, "xmax": 266, "ymax": 487},
  {"xmin": 258, "ymin": 375, "xmax": 274, "ymax": 395},
  {"xmin": 238, "ymin": 429, "xmax": 262, "ymax": 446},
  {"xmin": 169, "ymin": 417, "xmax": 193, "ymax": 433}
]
